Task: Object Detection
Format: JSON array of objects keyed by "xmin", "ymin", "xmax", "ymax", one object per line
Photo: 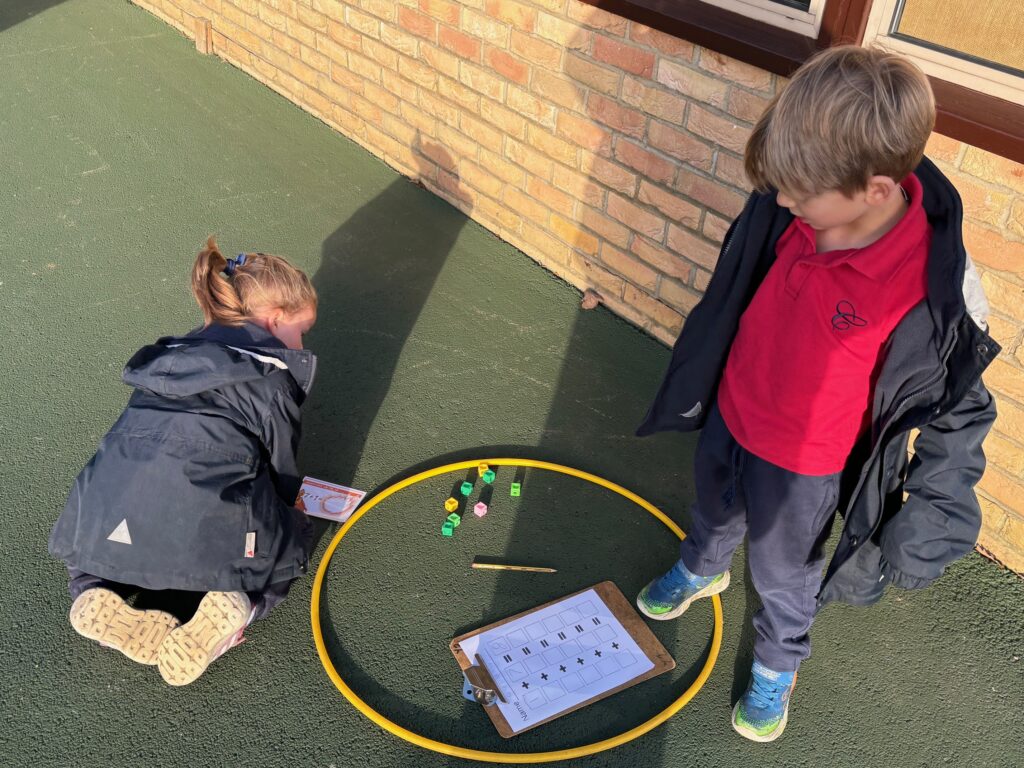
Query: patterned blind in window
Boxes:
[
  {"xmin": 896, "ymin": 0, "xmax": 1024, "ymax": 73},
  {"xmin": 769, "ymin": 0, "xmax": 811, "ymax": 10}
]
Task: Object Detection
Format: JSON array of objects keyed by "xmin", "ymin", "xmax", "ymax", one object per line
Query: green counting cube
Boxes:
[
  {"xmin": 482, "ymin": 469, "xmax": 496, "ymax": 484},
  {"xmin": 441, "ymin": 521, "xmax": 455, "ymax": 537},
  {"xmin": 510, "ymin": 482, "xmax": 521, "ymax": 497},
  {"xmin": 460, "ymin": 481, "xmax": 474, "ymax": 496},
  {"xmin": 447, "ymin": 513, "xmax": 461, "ymax": 527}
]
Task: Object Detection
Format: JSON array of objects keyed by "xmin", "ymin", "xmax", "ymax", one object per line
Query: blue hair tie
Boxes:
[{"xmin": 224, "ymin": 253, "xmax": 247, "ymax": 276}]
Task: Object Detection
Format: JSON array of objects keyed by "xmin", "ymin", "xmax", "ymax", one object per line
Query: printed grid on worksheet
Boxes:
[{"xmin": 473, "ymin": 588, "xmax": 654, "ymax": 732}]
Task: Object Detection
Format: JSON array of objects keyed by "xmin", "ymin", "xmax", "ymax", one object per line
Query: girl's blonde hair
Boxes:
[
  {"xmin": 745, "ymin": 45, "xmax": 935, "ymax": 197},
  {"xmin": 191, "ymin": 236, "xmax": 317, "ymax": 326}
]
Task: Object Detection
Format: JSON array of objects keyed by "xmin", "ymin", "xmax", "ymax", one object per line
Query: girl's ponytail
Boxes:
[
  {"xmin": 190, "ymin": 236, "xmax": 316, "ymax": 326},
  {"xmin": 191, "ymin": 236, "xmax": 248, "ymax": 325}
]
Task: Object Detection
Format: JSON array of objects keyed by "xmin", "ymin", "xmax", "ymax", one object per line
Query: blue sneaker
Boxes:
[
  {"xmin": 732, "ymin": 660, "xmax": 797, "ymax": 742},
  {"xmin": 636, "ymin": 558, "xmax": 730, "ymax": 620}
]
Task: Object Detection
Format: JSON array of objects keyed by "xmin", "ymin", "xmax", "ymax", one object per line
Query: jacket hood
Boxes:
[{"xmin": 122, "ymin": 322, "xmax": 317, "ymax": 398}]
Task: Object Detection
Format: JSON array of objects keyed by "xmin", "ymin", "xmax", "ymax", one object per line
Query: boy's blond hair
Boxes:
[{"xmin": 744, "ymin": 45, "xmax": 935, "ymax": 197}]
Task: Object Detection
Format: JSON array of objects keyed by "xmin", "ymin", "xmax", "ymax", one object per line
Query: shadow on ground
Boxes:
[{"xmin": 0, "ymin": 0, "xmax": 68, "ymax": 34}]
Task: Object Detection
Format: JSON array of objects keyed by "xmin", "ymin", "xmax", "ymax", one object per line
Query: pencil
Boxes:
[{"xmin": 471, "ymin": 562, "xmax": 557, "ymax": 574}]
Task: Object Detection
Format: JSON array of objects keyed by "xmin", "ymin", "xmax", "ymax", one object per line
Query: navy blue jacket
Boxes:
[
  {"xmin": 638, "ymin": 158, "xmax": 1000, "ymax": 607},
  {"xmin": 49, "ymin": 323, "xmax": 317, "ymax": 592}
]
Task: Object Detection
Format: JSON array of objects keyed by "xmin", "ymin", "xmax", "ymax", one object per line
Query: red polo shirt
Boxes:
[{"xmin": 717, "ymin": 174, "xmax": 930, "ymax": 475}]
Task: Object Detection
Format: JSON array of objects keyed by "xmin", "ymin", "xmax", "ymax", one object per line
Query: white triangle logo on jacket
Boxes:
[{"xmin": 106, "ymin": 519, "xmax": 132, "ymax": 545}]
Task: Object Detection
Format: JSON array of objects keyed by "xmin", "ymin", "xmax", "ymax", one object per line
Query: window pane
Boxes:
[{"xmin": 895, "ymin": 0, "xmax": 1024, "ymax": 74}]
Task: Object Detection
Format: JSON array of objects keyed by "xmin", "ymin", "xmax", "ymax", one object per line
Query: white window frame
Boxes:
[
  {"xmin": 863, "ymin": 0, "xmax": 1024, "ymax": 106},
  {"xmin": 707, "ymin": 0, "xmax": 827, "ymax": 38}
]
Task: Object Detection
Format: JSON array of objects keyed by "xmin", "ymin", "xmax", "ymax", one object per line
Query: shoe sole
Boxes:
[
  {"xmin": 636, "ymin": 570, "xmax": 731, "ymax": 621},
  {"xmin": 69, "ymin": 588, "xmax": 180, "ymax": 665},
  {"xmin": 157, "ymin": 591, "xmax": 250, "ymax": 686},
  {"xmin": 731, "ymin": 700, "xmax": 789, "ymax": 742}
]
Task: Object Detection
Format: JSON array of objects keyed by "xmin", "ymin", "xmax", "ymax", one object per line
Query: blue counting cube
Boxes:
[
  {"xmin": 460, "ymin": 481, "xmax": 474, "ymax": 496},
  {"xmin": 441, "ymin": 521, "xmax": 455, "ymax": 537},
  {"xmin": 482, "ymin": 469, "xmax": 496, "ymax": 484}
]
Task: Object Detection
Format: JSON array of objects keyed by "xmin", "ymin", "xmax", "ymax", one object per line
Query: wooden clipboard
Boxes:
[{"xmin": 450, "ymin": 581, "xmax": 675, "ymax": 737}]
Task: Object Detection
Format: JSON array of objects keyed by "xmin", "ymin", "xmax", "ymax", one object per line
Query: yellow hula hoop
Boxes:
[{"xmin": 310, "ymin": 458, "xmax": 724, "ymax": 764}]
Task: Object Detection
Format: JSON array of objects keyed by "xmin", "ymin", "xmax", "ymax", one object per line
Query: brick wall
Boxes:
[{"xmin": 131, "ymin": 0, "xmax": 1024, "ymax": 573}]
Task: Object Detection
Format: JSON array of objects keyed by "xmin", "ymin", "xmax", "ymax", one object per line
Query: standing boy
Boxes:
[{"xmin": 636, "ymin": 46, "xmax": 999, "ymax": 741}]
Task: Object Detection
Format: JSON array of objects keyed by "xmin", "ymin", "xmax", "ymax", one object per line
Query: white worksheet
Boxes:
[
  {"xmin": 457, "ymin": 588, "xmax": 654, "ymax": 733},
  {"xmin": 295, "ymin": 476, "xmax": 366, "ymax": 523}
]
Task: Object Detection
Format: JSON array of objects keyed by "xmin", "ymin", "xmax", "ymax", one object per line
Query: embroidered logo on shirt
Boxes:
[{"xmin": 831, "ymin": 300, "xmax": 867, "ymax": 331}]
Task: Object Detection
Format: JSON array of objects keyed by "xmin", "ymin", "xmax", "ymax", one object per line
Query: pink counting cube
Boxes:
[{"xmin": 473, "ymin": 502, "xmax": 488, "ymax": 518}]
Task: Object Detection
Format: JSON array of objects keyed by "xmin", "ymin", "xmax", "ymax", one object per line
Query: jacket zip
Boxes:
[
  {"xmin": 304, "ymin": 351, "xmax": 318, "ymax": 397},
  {"xmin": 890, "ymin": 327, "xmax": 957, "ymax": 425},
  {"xmin": 842, "ymin": 327, "xmax": 958, "ymax": 523},
  {"xmin": 720, "ymin": 219, "xmax": 738, "ymax": 261}
]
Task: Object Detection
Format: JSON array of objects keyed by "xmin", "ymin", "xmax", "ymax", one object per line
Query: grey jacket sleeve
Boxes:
[{"xmin": 880, "ymin": 379, "xmax": 997, "ymax": 589}]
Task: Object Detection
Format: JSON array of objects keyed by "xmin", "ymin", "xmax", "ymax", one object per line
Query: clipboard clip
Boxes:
[{"xmin": 460, "ymin": 653, "xmax": 506, "ymax": 707}]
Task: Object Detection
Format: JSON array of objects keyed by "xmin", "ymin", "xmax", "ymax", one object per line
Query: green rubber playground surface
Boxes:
[{"xmin": 2, "ymin": 2, "xmax": 1021, "ymax": 766}]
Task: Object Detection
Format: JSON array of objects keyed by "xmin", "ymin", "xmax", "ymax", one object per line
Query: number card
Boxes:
[
  {"xmin": 450, "ymin": 581, "xmax": 675, "ymax": 737},
  {"xmin": 295, "ymin": 476, "xmax": 366, "ymax": 523}
]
